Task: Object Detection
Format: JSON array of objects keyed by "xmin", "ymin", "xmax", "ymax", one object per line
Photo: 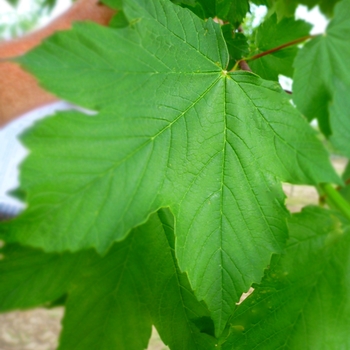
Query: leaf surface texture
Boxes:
[
  {"xmin": 222, "ymin": 207, "xmax": 350, "ymax": 349},
  {"xmin": 6, "ymin": 0, "xmax": 338, "ymax": 333}
]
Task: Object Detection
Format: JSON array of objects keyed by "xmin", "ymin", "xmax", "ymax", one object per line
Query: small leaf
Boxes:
[
  {"xmin": 222, "ymin": 207, "xmax": 350, "ymax": 349},
  {"xmin": 252, "ymin": 0, "xmax": 341, "ymax": 18},
  {"xmin": 216, "ymin": 0, "xmax": 250, "ymax": 25},
  {"xmin": 293, "ymin": 0, "xmax": 350, "ymax": 136},
  {"xmin": 109, "ymin": 11, "xmax": 129, "ymax": 28},
  {"xmin": 101, "ymin": 0, "xmax": 123, "ymax": 10},
  {"xmin": 301, "ymin": 0, "xmax": 341, "ymax": 17},
  {"xmin": 222, "ymin": 24, "xmax": 249, "ymax": 62},
  {"xmin": 172, "ymin": 0, "xmax": 214, "ymax": 19},
  {"xmin": 272, "ymin": 0, "xmax": 298, "ymax": 20}
]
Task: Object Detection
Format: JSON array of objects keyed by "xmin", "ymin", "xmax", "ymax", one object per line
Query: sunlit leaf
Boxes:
[{"xmin": 5, "ymin": 0, "xmax": 339, "ymax": 335}]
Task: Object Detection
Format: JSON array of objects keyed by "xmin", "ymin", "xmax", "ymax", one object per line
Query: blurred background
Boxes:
[{"xmin": 0, "ymin": 0, "xmax": 72, "ymax": 39}]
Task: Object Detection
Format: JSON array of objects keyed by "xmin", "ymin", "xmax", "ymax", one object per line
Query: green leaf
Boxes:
[
  {"xmin": 4, "ymin": 0, "xmax": 20, "ymax": 6},
  {"xmin": 8, "ymin": 0, "xmax": 339, "ymax": 334},
  {"xmin": 316, "ymin": 0, "xmax": 342, "ymax": 16},
  {"xmin": 222, "ymin": 207, "xmax": 350, "ymax": 349},
  {"xmin": 340, "ymin": 162, "xmax": 350, "ymax": 202},
  {"xmin": 329, "ymin": 80, "xmax": 350, "ymax": 158},
  {"xmin": 293, "ymin": 0, "xmax": 350, "ymax": 136},
  {"xmin": 172, "ymin": 0, "xmax": 249, "ymax": 24},
  {"xmin": 249, "ymin": 14, "xmax": 311, "ymax": 81},
  {"xmin": 222, "ymin": 25, "xmax": 249, "ymax": 64},
  {"xmin": 251, "ymin": 0, "xmax": 270, "ymax": 5},
  {"xmin": 60, "ymin": 212, "xmax": 216, "ymax": 350},
  {"xmin": 0, "ymin": 244, "xmax": 84, "ymax": 312},
  {"xmin": 254, "ymin": 0, "xmax": 341, "ymax": 18},
  {"xmin": 217, "ymin": 0, "xmax": 250, "ymax": 25},
  {"xmin": 172, "ymin": 0, "xmax": 215, "ymax": 19},
  {"xmin": 137, "ymin": 209, "xmax": 217, "ymax": 349},
  {"xmin": 271, "ymin": 0, "xmax": 298, "ymax": 20},
  {"xmin": 58, "ymin": 226, "xmax": 153, "ymax": 350},
  {"xmin": 300, "ymin": 0, "xmax": 341, "ymax": 17},
  {"xmin": 59, "ymin": 210, "xmax": 217, "ymax": 349},
  {"xmin": 343, "ymin": 162, "xmax": 350, "ymax": 181},
  {"xmin": 0, "ymin": 211, "xmax": 216, "ymax": 349},
  {"xmin": 101, "ymin": 0, "xmax": 123, "ymax": 10},
  {"xmin": 109, "ymin": 11, "xmax": 129, "ymax": 28},
  {"xmin": 196, "ymin": 0, "xmax": 217, "ymax": 17}
]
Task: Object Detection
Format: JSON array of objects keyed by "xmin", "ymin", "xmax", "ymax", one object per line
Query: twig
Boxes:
[{"xmin": 232, "ymin": 34, "xmax": 318, "ymax": 72}]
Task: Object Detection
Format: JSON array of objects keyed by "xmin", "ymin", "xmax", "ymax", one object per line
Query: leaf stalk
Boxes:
[
  {"xmin": 320, "ymin": 183, "xmax": 350, "ymax": 221},
  {"xmin": 232, "ymin": 34, "xmax": 318, "ymax": 72}
]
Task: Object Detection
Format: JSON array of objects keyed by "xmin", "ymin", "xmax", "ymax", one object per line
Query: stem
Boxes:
[
  {"xmin": 239, "ymin": 60, "xmax": 252, "ymax": 72},
  {"xmin": 232, "ymin": 34, "xmax": 318, "ymax": 72},
  {"xmin": 320, "ymin": 183, "xmax": 350, "ymax": 221},
  {"xmin": 247, "ymin": 34, "xmax": 317, "ymax": 62}
]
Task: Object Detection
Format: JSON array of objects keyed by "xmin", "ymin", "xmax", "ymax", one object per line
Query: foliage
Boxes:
[
  {"xmin": 223, "ymin": 207, "xmax": 350, "ymax": 349},
  {"xmin": 0, "ymin": 0, "xmax": 350, "ymax": 348}
]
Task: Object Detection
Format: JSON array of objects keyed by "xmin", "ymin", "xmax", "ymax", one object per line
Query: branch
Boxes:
[{"xmin": 232, "ymin": 34, "xmax": 318, "ymax": 72}]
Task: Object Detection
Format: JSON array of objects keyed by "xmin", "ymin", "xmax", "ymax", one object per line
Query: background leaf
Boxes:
[
  {"xmin": 101, "ymin": 0, "xmax": 123, "ymax": 10},
  {"xmin": 216, "ymin": 0, "xmax": 250, "ymax": 25},
  {"xmin": 293, "ymin": 0, "xmax": 350, "ymax": 136},
  {"xmin": 0, "ymin": 244, "xmax": 84, "ymax": 312},
  {"xmin": 222, "ymin": 207, "xmax": 350, "ymax": 349},
  {"xmin": 298, "ymin": 0, "xmax": 340, "ymax": 17},
  {"xmin": 58, "ymin": 223, "xmax": 153, "ymax": 350},
  {"xmin": 172, "ymin": 0, "xmax": 250, "ymax": 25},
  {"xmin": 251, "ymin": 0, "xmax": 341, "ymax": 19},
  {"xmin": 249, "ymin": 14, "xmax": 312, "ymax": 81},
  {"xmin": 0, "ymin": 211, "xmax": 216, "ymax": 349},
  {"xmin": 329, "ymin": 80, "xmax": 350, "ymax": 158},
  {"xmin": 135, "ymin": 209, "xmax": 217, "ymax": 350},
  {"xmin": 221, "ymin": 25, "xmax": 249, "ymax": 69}
]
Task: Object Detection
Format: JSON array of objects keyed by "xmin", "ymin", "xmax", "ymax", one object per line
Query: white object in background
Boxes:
[
  {"xmin": 296, "ymin": 5, "xmax": 329, "ymax": 34},
  {"xmin": 0, "ymin": 101, "xmax": 73, "ymax": 209},
  {"xmin": 0, "ymin": 0, "xmax": 72, "ymax": 39}
]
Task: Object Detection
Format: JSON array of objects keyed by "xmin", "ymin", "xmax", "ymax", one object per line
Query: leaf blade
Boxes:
[
  {"xmin": 5, "ymin": 0, "xmax": 340, "ymax": 335},
  {"xmin": 222, "ymin": 207, "xmax": 350, "ymax": 349}
]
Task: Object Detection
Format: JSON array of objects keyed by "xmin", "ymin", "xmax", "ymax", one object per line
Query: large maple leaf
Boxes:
[{"xmin": 3, "ymin": 0, "xmax": 338, "ymax": 333}]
